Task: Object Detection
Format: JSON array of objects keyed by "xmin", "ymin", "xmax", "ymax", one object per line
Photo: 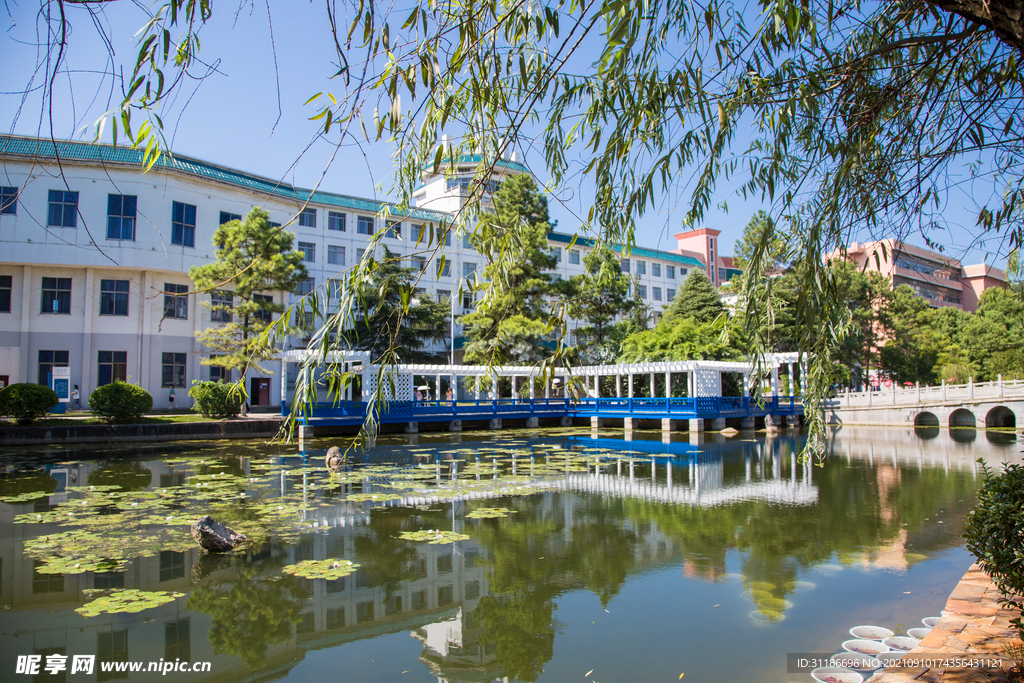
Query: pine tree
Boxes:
[
  {"xmin": 190, "ymin": 208, "xmax": 307, "ymax": 410},
  {"xmin": 567, "ymin": 243, "xmax": 639, "ymax": 363},
  {"xmin": 461, "ymin": 174, "xmax": 557, "ymax": 364},
  {"xmin": 662, "ymin": 270, "xmax": 725, "ymax": 324}
]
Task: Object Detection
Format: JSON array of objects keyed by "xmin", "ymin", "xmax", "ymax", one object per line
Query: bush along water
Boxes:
[
  {"xmin": 189, "ymin": 381, "xmax": 241, "ymax": 418},
  {"xmin": 88, "ymin": 381, "xmax": 153, "ymax": 422},
  {"xmin": 964, "ymin": 460, "xmax": 1024, "ymax": 638},
  {"xmin": 0, "ymin": 383, "xmax": 59, "ymax": 425}
]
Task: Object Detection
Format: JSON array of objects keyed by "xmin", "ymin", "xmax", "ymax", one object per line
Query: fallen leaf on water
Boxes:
[
  {"xmin": 585, "ymin": 669, "xmax": 593, "ymax": 677},
  {"xmin": 714, "ymin": 604, "xmax": 719, "ymax": 607},
  {"xmin": 679, "ymin": 674, "xmax": 685, "ymax": 679},
  {"xmin": 604, "ymin": 609, "xmax": 609, "ymax": 613}
]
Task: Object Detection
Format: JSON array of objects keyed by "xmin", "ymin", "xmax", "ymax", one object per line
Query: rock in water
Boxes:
[
  {"xmin": 326, "ymin": 446, "xmax": 344, "ymax": 470},
  {"xmin": 190, "ymin": 515, "xmax": 246, "ymax": 553}
]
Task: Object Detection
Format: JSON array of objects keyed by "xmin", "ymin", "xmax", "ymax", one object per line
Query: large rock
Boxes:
[
  {"xmin": 190, "ymin": 515, "xmax": 246, "ymax": 553},
  {"xmin": 326, "ymin": 446, "xmax": 344, "ymax": 470}
]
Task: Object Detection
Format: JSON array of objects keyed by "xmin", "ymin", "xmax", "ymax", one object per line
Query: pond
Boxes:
[{"xmin": 0, "ymin": 426, "xmax": 1018, "ymax": 683}]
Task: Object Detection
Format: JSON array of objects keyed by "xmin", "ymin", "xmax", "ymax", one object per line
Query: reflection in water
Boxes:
[{"xmin": 0, "ymin": 427, "xmax": 1018, "ymax": 683}]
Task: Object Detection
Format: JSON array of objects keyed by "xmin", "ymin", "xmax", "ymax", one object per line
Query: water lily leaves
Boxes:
[
  {"xmin": 0, "ymin": 491, "xmax": 52, "ymax": 503},
  {"xmin": 399, "ymin": 530, "xmax": 470, "ymax": 544},
  {"xmin": 76, "ymin": 589, "xmax": 184, "ymax": 617},
  {"xmin": 466, "ymin": 507, "xmax": 517, "ymax": 519},
  {"xmin": 346, "ymin": 493, "xmax": 402, "ymax": 502},
  {"xmin": 282, "ymin": 558, "xmax": 361, "ymax": 580}
]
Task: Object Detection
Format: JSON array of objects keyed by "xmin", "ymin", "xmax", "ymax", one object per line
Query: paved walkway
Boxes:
[{"xmin": 868, "ymin": 564, "xmax": 1021, "ymax": 682}]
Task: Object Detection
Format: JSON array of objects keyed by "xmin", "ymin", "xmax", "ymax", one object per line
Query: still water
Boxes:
[{"xmin": 0, "ymin": 427, "xmax": 1019, "ymax": 683}]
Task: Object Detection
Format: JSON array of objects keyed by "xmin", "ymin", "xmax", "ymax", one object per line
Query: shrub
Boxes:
[
  {"xmin": 88, "ymin": 381, "xmax": 153, "ymax": 423},
  {"xmin": 0, "ymin": 383, "xmax": 59, "ymax": 425},
  {"xmin": 965, "ymin": 460, "xmax": 1024, "ymax": 638},
  {"xmin": 189, "ymin": 381, "xmax": 241, "ymax": 418}
]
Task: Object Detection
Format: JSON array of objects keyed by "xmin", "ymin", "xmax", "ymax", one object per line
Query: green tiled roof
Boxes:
[
  {"xmin": 546, "ymin": 231, "xmax": 706, "ymax": 268},
  {"xmin": 424, "ymin": 154, "xmax": 530, "ymax": 175},
  {"xmin": 0, "ymin": 135, "xmax": 449, "ymax": 222}
]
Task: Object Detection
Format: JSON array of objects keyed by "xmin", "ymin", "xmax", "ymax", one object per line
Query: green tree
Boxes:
[
  {"xmin": 661, "ymin": 270, "xmax": 725, "ymax": 325},
  {"xmin": 566, "ymin": 243, "xmax": 639, "ymax": 363},
  {"xmin": 829, "ymin": 261, "xmax": 893, "ymax": 388},
  {"xmin": 461, "ymin": 175, "xmax": 557, "ymax": 364},
  {"xmin": 339, "ymin": 247, "xmax": 449, "ymax": 363},
  {"xmin": 190, "ymin": 208, "xmax": 307, "ymax": 411},
  {"xmin": 960, "ymin": 287, "xmax": 1024, "ymax": 380},
  {"xmin": 877, "ymin": 285, "xmax": 938, "ymax": 385},
  {"xmin": 732, "ymin": 211, "xmax": 786, "ymax": 272},
  {"xmin": 618, "ymin": 315, "xmax": 739, "ymax": 363}
]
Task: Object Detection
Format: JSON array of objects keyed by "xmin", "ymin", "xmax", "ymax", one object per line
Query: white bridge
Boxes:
[{"xmin": 826, "ymin": 377, "xmax": 1023, "ymax": 429}]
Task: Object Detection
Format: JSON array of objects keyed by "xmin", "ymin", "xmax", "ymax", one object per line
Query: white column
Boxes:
[
  {"xmin": 594, "ymin": 375, "xmax": 599, "ymax": 398},
  {"xmin": 435, "ymin": 374, "xmax": 442, "ymax": 401},
  {"xmin": 788, "ymin": 363, "xmax": 794, "ymax": 395},
  {"xmin": 139, "ymin": 271, "xmax": 152, "ymax": 392},
  {"xmin": 616, "ymin": 374, "xmax": 621, "ymax": 397},
  {"xmin": 81, "ymin": 267, "xmax": 95, "ymax": 394},
  {"xmin": 20, "ymin": 265, "xmax": 32, "ymax": 383},
  {"xmin": 512, "ymin": 375, "xmax": 518, "ymax": 400},
  {"xmin": 545, "ymin": 377, "xmax": 550, "ymax": 399},
  {"xmin": 665, "ymin": 371, "xmax": 671, "ymax": 398},
  {"xmin": 529, "ymin": 375, "xmax": 535, "ymax": 399},
  {"xmin": 474, "ymin": 376, "xmax": 481, "ymax": 400},
  {"xmin": 492, "ymin": 375, "xmax": 498, "ymax": 399},
  {"xmin": 650, "ymin": 372, "xmax": 655, "ymax": 397},
  {"xmin": 628, "ymin": 373, "xmax": 634, "ymax": 398}
]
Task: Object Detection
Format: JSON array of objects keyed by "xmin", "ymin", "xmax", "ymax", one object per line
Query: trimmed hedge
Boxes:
[
  {"xmin": 0, "ymin": 383, "xmax": 59, "ymax": 425},
  {"xmin": 189, "ymin": 380, "xmax": 241, "ymax": 418},
  {"xmin": 965, "ymin": 460, "xmax": 1024, "ymax": 638},
  {"xmin": 88, "ymin": 381, "xmax": 153, "ymax": 423}
]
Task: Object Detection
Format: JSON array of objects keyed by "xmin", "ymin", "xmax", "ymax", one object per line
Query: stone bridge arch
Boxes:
[
  {"xmin": 913, "ymin": 411, "xmax": 939, "ymax": 427},
  {"xmin": 949, "ymin": 408, "xmax": 977, "ymax": 428},
  {"xmin": 986, "ymin": 405, "xmax": 1017, "ymax": 429}
]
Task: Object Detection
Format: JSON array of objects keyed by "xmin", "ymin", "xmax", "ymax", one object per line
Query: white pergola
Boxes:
[{"xmin": 279, "ymin": 350, "xmax": 805, "ymax": 403}]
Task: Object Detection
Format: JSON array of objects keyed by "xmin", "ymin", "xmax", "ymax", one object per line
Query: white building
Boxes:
[{"xmin": 0, "ymin": 135, "xmax": 716, "ymax": 409}]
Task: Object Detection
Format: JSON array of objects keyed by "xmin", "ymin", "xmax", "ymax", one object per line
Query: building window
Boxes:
[
  {"xmin": 171, "ymin": 201, "xmax": 196, "ymax": 247},
  {"xmin": 411, "ymin": 256, "xmax": 426, "ymax": 272},
  {"xmin": 436, "ymin": 259, "xmax": 451, "ymax": 278},
  {"xmin": 463, "ymin": 232, "xmax": 473, "ymax": 249},
  {"xmin": 328, "ymin": 211, "xmax": 346, "ymax": 231},
  {"xmin": 209, "ymin": 362, "xmax": 231, "ymax": 383},
  {"xmin": 569, "ymin": 249, "xmax": 580, "ymax": 264},
  {"xmin": 412, "ymin": 224, "xmax": 425, "ymax": 244},
  {"xmin": 41, "ymin": 277, "xmax": 71, "ymax": 314},
  {"xmin": 210, "ymin": 291, "xmax": 233, "ymax": 322},
  {"xmin": 97, "ymin": 629, "xmax": 129, "ymax": 681},
  {"xmin": 356, "ymin": 248, "xmax": 366, "ymax": 261},
  {"xmin": 106, "ymin": 195, "xmax": 137, "ymax": 240},
  {"xmin": 297, "ymin": 277, "xmax": 315, "ymax": 296},
  {"xmin": 328, "ymin": 245, "xmax": 346, "ymax": 266},
  {"xmin": 161, "ymin": 353, "xmax": 187, "ymax": 388},
  {"xmin": 653, "ymin": 287, "xmax": 662, "ymax": 301},
  {"xmin": 636, "ymin": 260, "xmax": 646, "ymax": 275},
  {"xmin": 666, "ymin": 265, "xmax": 675, "ymax": 279},
  {"xmin": 219, "ymin": 211, "xmax": 241, "ymax": 225},
  {"xmin": 637, "ymin": 285, "xmax": 647, "ymax": 299},
  {"xmin": 667, "ymin": 288, "xmax": 676, "ymax": 301},
  {"xmin": 621, "ymin": 258, "xmax": 630, "ymax": 273},
  {"xmin": 357, "ymin": 216, "xmax": 374, "ymax": 234},
  {"xmin": 680, "ymin": 268, "xmax": 688, "ymax": 277},
  {"xmin": 298, "ymin": 207, "xmax": 316, "ymax": 228},
  {"xmin": 99, "ymin": 279, "xmax": 130, "ymax": 316},
  {"xmin": 0, "ymin": 275, "xmax": 11, "ymax": 313},
  {"xmin": 163, "ymin": 283, "xmax": 188, "ymax": 319},
  {"xmin": 47, "ymin": 190, "xmax": 78, "ymax": 227},
  {"xmin": 385, "ymin": 220, "xmax": 402, "ymax": 239},
  {"xmin": 0, "ymin": 186, "xmax": 17, "ymax": 214},
  {"xmin": 38, "ymin": 350, "xmax": 69, "ymax": 387},
  {"xmin": 462, "ymin": 262, "xmax": 476, "ymax": 278},
  {"xmin": 253, "ymin": 294, "xmax": 273, "ymax": 324},
  {"xmin": 159, "ymin": 550, "xmax": 185, "ymax": 581},
  {"xmin": 298, "ymin": 241, "xmax": 316, "ymax": 263},
  {"xmin": 165, "ymin": 619, "xmax": 190, "ymax": 663},
  {"xmin": 718, "ymin": 267, "xmax": 727, "ymax": 282},
  {"xmin": 98, "ymin": 351, "xmax": 128, "ymax": 386},
  {"xmin": 652, "ymin": 263, "xmax": 661, "ymax": 277},
  {"xmin": 462, "ymin": 291, "xmax": 473, "ymax": 310}
]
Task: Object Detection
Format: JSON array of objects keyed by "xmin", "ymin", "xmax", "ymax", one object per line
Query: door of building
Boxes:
[{"xmin": 251, "ymin": 378, "xmax": 271, "ymax": 406}]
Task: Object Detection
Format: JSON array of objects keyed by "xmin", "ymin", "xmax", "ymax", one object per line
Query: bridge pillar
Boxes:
[
  {"xmin": 405, "ymin": 422, "xmax": 419, "ymax": 434},
  {"xmin": 489, "ymin": 418, "xmax": 502, "ymax": 430},
  {"xmin": 688, "ymin": 418, "xmax": 704, "ymax": 432},
  {"xmin": 764, "ymin": 414, "xmax": 780, "ymax": 432},
  {"xmin": 662, "ymin": 418, "xmax": 684, "ymax": 432},
  {"xmin": 298, "ymin": 424, "xmax": 314, "ymax": 448},
  {"xmin": 688, "ymin": 431, "xmax": 705, "ymax": 445},
  {"xmin": 786, "ymin": 415, "xmax": 801, "ymax": 429},
  {"xmin": 623, "ymin": 417, "xmax": 635, "ymax": 431},
  {"xmin": 526, "ymin": 417, "xmax": 539, "ymax": 428},
  {"xmin": 740, "ymin": 416, "xmax": 755, "ymax": 430},
  {"xmin": 709, "ymin": 417, "xmax": 726, "ymax": 430},
  {"xmin": 449, "ymin": 420, "xmax": 463, "ymax": 432},
  {"xmin": 591, "ymin": 417, "xmax": 604, "ymax": 429}
]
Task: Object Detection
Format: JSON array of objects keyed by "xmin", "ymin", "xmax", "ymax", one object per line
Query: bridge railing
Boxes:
[
  {"xmin": 830, "ymin": 378, "xmax": 1024, "ymax": 408},
  {"xmin": 572, "ymin": 395, "xmax": 800, "ymax": 415},
  {"xmin": 288, "ymin": 397, "xmax": 573, "ymax": 423}
]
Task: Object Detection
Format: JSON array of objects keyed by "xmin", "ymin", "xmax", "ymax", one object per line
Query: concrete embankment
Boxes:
[{"xmin": 0, "ymin": 417, "xmax": 285, "ymax": 445}]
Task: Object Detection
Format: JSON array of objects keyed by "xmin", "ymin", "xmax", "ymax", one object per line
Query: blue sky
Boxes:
[{"xmin": 1, "ymin": 1, "xmax": 1007, "ymax": 268}]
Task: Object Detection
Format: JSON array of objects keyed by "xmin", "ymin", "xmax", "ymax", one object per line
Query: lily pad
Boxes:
[
  {"xmin": 76, "ymin": 589, "xmax": 184, "ymax": 617},
  {"xmin": 466, "ymin": 507, "xmax": 517, "ymax": 519},
  {"xmin": 282, "ymin": 558, "xmax": 361, "ymax": 580},
  {"xmin": 399, "ymin": 530, "xmax": 470, "ymax": 544}
]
